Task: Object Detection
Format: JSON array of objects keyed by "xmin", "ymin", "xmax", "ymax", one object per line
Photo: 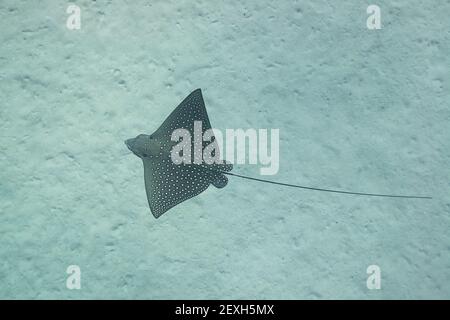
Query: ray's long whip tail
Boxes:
[{"xmin": 221, "ymin": 171, "xmax": 432, "ymax": 199}]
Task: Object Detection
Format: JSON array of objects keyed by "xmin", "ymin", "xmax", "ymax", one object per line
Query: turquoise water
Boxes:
[{"xmin": 1, "ymin": 0, "xmax": 449, "ymax": 299}]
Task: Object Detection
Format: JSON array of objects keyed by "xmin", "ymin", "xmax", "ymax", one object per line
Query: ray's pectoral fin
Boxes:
[
  {"xmin": 153, "ymin": 88, "xmax": 212, "ymax": 141},
  {"xmin": 143, "ymin": 158, "xmax": 214, "ymax": 218}
]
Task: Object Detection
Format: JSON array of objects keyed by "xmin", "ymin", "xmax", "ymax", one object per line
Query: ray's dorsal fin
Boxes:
[{"xmin": 211, "ymin": 175, "xmax": 228, "ymax": 188}]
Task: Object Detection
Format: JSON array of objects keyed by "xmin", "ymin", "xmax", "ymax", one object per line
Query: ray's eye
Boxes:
[{"xmin": 142, "ymin": 153, "xmax": 148, "ymax": 157}]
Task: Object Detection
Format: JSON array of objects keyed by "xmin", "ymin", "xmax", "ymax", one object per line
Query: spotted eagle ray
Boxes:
[{"xmin": 125, "ymin": 89, "xmax": 431, "ymax": 218}]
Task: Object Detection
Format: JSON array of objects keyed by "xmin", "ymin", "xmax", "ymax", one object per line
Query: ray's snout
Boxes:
[{"xmin": 125, "ymin": 138, "xmax": 134, "ymax": 151}]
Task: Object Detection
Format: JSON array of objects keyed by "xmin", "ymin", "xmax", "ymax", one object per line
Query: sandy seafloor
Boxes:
[{"xmin": 1, "ymin": 0, "xmax": 449, "ymax": 299}]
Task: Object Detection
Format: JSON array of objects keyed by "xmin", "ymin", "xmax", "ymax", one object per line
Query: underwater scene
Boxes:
[{"xmin": 0, "ymin": 0, "xmax": 449, "ymax": 299}]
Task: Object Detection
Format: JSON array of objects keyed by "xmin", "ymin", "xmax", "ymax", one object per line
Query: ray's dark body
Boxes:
[{"xmin": 125, "ymin": 89, "xmax": 232, "ymax": 218}]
